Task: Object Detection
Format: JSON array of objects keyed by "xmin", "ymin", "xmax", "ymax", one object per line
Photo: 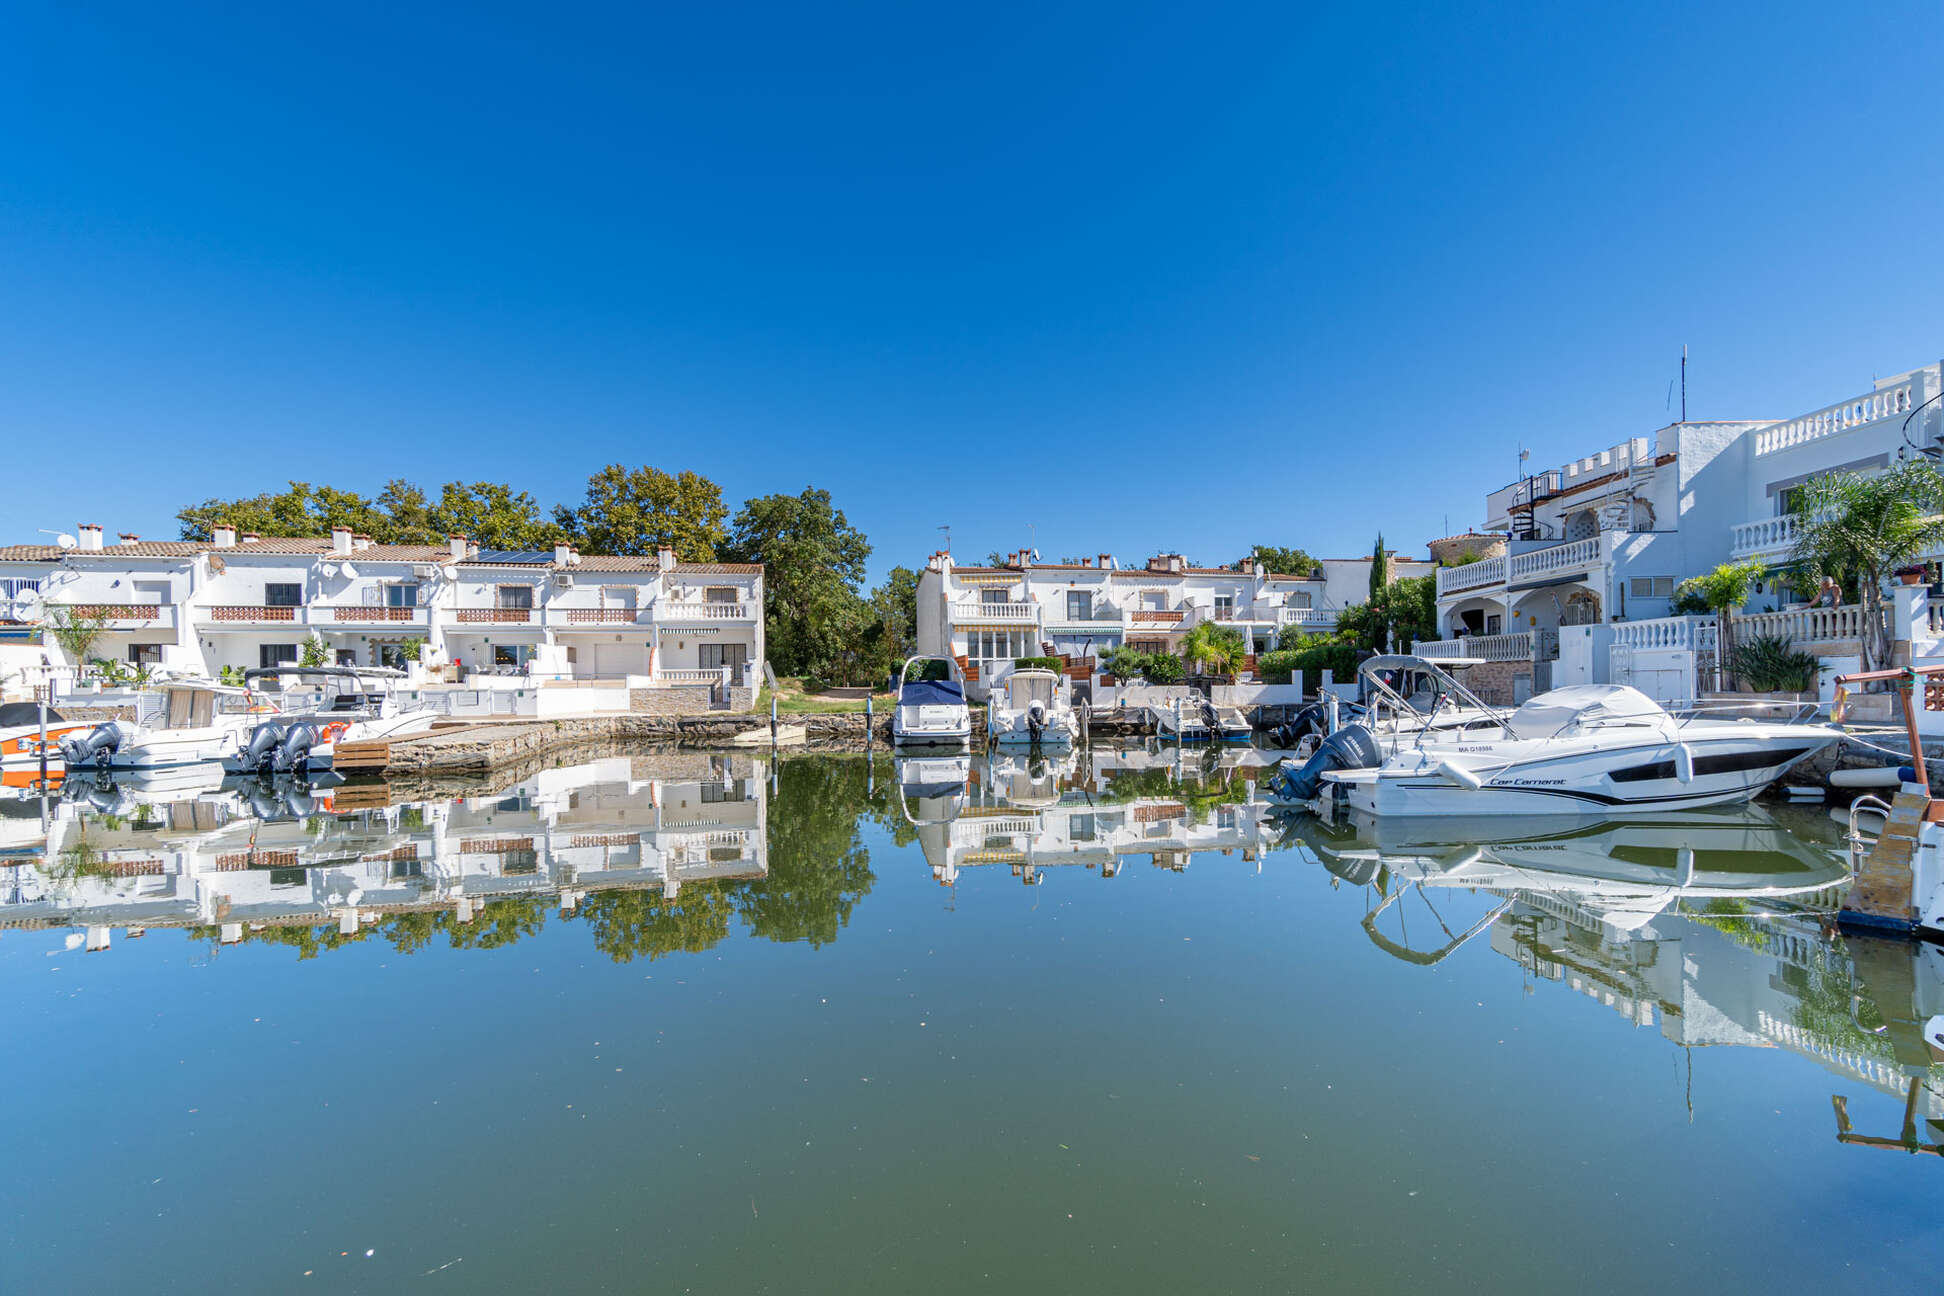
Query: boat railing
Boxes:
[
  {"xmin": 1845, "ymin": 794, "xmax": 1893, "ymax": 878},
  {"xmin": 1668, "ymin": 699, "xmax": 1826, "ymax": 726}
]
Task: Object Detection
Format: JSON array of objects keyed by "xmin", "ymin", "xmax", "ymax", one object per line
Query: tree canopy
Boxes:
[
  {"xmin": 725, "ymin": 488, "xmax": 871, "ymax": 679},
  {"xmin": 1245, "ymin": 545, "xmax": 1320, "ymax": 578},
  {"xmin": 554, "ymin": 465, "xmax": 728, "ymax": 560}
]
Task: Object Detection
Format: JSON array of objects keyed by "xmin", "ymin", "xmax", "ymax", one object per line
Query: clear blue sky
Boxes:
[{"xmin": 7, "ymin": 1, "xmax": 1941, "ymax": 580}]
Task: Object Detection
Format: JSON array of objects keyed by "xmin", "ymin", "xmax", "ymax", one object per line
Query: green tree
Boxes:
[
  {"xmin": 579, "ymin": 884, "xmax": 735, "ymax": 963},
  {"xmin": 1369, "ymin": 533, "xmax": 1388, "ymax": 602},
  {"xmin": 1673, "ymin": 559, "xmax": 1767, "ymax": 686},
  {"xmin": 299, "ymin": 632, "xmax": 330, "ymax": 667},
  {"xmin": 725, "ymin": 488, "xmax": 872, "ymax": 680},
  {"xmin": 45, "ymin": 605, "xmax": 111, "ymax": 666},
  {"xmin": 176, "ymin": 481, "xmax": 393, "ymax": 542},
  {"xmin": 1181, "ymin": 621, "xmax": 1247, "ymax": 676},
  {"xmin": 862, "ymin": 565, "xmax": 921, "ymax": 681},
  {"xmin": 556, "ymin": 465, "xmax": 727, "ymax": 559},
  {"xmin": 1789, "ymin": 460, "xmax": 1944, "ymax": 673},
  {"xmin": 429, "ymin": 481, "xmax": 563, "ymax": 550},
  {"xmin": 1245, "ymin": 545, "xmax": 1320, "ymax": 578}
]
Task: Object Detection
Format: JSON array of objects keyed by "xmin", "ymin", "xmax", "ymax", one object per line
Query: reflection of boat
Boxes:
[
  {"xmin": 986, "ymin": 668, "xmax": 1079, "ymax": 747},
  {"xmin": 895, "ymin": 754, "xmax": 971, "ymax": 882},
  {"xmin": 891, "ymin": 655, "xmax": 971, "ymax": 747},
  {"xmin": 225, "ymin": 667, "xmax": 438, "ymax": 774},
  {"xmin": 1273, "ymin": 655, "xmax": 1838, "ymax": 818},
  {"xmin": 60, "ymin": 681, "xmax": 263, "ymax": 770}
]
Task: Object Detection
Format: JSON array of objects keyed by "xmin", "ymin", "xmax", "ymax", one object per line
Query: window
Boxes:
[
  {"xmin": 981, "ymin": 587, "xmax": 1009, "ymax": 605},
  {"xmin": 969, "ymin": 629, "xmax": 1030, "ymax": 673},
  {"xmin": 497, "ymin": 585, "xmax": 534, "ymax": 610},
  {"xmin": 492, "ymin": 644, "xmax": 530, "ymax": 669},
  {"xmin": 0, "ymin": 578, "xmax": 40, "ymax": 598},
  {"xmin": 1066, "ymin": 591, "xmax": 1092, "ymax": 621},
  {"xmin": 335, "ymin": 649, "xmax": 358, "ymax": 667},
  {"xmin": 386, "ymin": 583, "xmax": 419, "ymax": 608},
  {"xmin": 264, "ymin": 583, "xmax": 302, "ymax": 607},
  {"xmin": 699, "ymin": 643, "xmax": 749, "ymax": 670},
  {"xmin": 705, "ymin": 586, "xmax": 737, "ymax": 604},
  {"xmin": 1288, "ymin": 591, "xmax": 1312, "ymax": 609},
  {"xmin": 1484, "ymin": 614, "xmax": 1502, "ymax": 635},
  {"xmin": 1141, "ymin": 591, "xmax": 1166, "ymax": 612},
  {"xmin": 129, "ymin": 644, "xmax": 161, "ymax": 666},
  {"xmin": 1629, "ymin": 577, "xmax": 1674, "ymax": 599},
  {"xmin": 1214, "ymin": 594, "xmax": 1235, "ymax": 620},
  {"xmin": 259, "ymin": 644, "xmax": 298, "ymax": 668}
]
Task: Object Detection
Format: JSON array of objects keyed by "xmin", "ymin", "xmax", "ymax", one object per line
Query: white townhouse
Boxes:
[
  {"xmin": 914, "ymin": 548, "xmax": 1420, "ymax": 696},
  {"xmin": 1425, "ymin": 358, "xmax": 1944, "ymax": 703},
  {"xmin": 0, "ymin": 523, "xmax": 765, "ymax": 701}
]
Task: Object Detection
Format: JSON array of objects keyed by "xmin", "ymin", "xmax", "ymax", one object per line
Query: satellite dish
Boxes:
[
  {"xmin": 320, "ymin": 563, "xmax": 339, "ymax": 578},
  {"xmin": 339, "ymin": 563, "xmax": 358, "ymax": 579},
  {"xmin": 55, "ymin": 534, "xmax": 76, "ymax": 549},
  {"xmin": 441, "ymin": 565, "xmax": 457, "ymax": 580}
]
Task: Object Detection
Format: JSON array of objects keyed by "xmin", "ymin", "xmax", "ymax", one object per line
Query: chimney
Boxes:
[
  {"xmin": 658, "ymin": 546, "xmax": 676, "ymax": 573},
  {"xmin": 117, "ymin": 532, "xmax": 139, "ymax": 546},
  {"xmin": 1098, "ymin": 553, "xmax": 1113, "ymax": 570},
  {"xmin": 241, "ymin": 532, "xmax": 261, "ymax": 545},
  {"xmin": 352, "ymin": 533, "xmax": 373, "ymax": 552},
  {"xmin": 554, "ymin": 540, "xmax": 574, "ymax": 566},
  {"xmin": 331, "ymin": 526, "xmax": 353, "ymax": 556},
  {"xmin": 1080, "ymin": 557, "xmax": 1092, "ymax": 568},
  {"xmin": 1239, "ymin": 556, "xmax": 1256, "ymax": 574},
  {"xmin": 448, "ymin": 533, "xmax": 468, "ymax": 562},
  {"xmin": 213, "ymin": 524, "xmax": 236, "ymax": 548},
  {"xmin": 77, "ymin": 523, "xmax": 103, "ymax": 551}
]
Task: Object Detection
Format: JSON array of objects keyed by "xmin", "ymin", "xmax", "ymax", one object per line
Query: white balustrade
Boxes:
[
  {"xmin": 1611, "ymin": 615, "xmax": 1718, "ymax": 651},
  {"xmin": 1754, "ymin": 382, "xmax": 1916, "ymax": 456},
  {"xmin": 1732, "ymin": 603, "xmax": 1873, "ymax": 646},
  {"xmin": 1278, "ymin": 607, "xmax": 1337, "ymax": 626},
  {"xmin": 1418, "ymin": 631, "xmax": 1535, "ymax": 662},
  {"xmin": 1436, "ymin": 553, "xmax": 1507, "ymax": 596},
  {"xmin": 1730, "ymin": 514, "xmax": 1802, "ymax": 558},
  {"xmin": 1507, "ymin": 535, "xmax": 1602, "ymax": 583},
  {"xmin": 953, "ymin": 600, "xmax": 1037, "ymax": 622}
]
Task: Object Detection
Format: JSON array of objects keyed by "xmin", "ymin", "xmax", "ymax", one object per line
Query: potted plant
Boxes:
[{"xmin": 1895, "ymin": 564, "xmax": 1928, "ymax": 586}]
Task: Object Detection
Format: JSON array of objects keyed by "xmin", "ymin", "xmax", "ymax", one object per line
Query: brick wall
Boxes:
[{"xmin": 1454, "ymin": 661, "xmax": 1533, "ymax": 707}]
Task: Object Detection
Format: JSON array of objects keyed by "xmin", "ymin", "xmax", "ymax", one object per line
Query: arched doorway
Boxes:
[{"xmin": 1562, "ymin": 589, "xmax": 1602, "ymax": 626}]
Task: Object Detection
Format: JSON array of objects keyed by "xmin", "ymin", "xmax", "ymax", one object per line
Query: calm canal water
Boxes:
[{"xmin": 2, "ymin": 746, "xmax": 1939, "ymax": 1292}]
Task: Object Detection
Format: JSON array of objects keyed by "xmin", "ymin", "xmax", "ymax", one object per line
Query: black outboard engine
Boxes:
[
  {"xmin": 1026, "ymin": 700, "xmax": 1047, "ymax": 744},
  {"xmin": 59, "ymin": 722, "xmax": 123, "ymax": 770},
  {"xmin": 1271, "ymin": 702, "xmax": 1328, "ymax": 749},
  {"xmin": 1201, "ymin": 699, "xmax": 1220, "ymax": 732},
  {"xmin": 272, "ymin": 722, "xmax": 322, "ymax": 775},
  {"xmin": 1269, "ymin": 723, "xmax": 1383, "ymax": 804},
  {"xmin": 238, "ymin": 721, "xmax": 288, "ymax": 774}
]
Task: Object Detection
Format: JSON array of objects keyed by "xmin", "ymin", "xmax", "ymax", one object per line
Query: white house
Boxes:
[
  {"xmin": 0, "ymin": 523, "xmax": 765, "ymax": 705},
  {"xmin": 914, "ymin": 548, "xmax": 1421, "ymax": 696}
]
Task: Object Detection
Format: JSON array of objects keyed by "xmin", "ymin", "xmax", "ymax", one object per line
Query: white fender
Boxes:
[
  {"xmin": 1673, "ymin": 744, "xmax": 1694, "ymax": 783},
  {"xmin": 1437, "ymin": 760, "xmax": 1483, "ymax": 790}
]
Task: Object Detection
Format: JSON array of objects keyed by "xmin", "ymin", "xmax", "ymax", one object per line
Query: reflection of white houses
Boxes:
[
  {"xmin": 0, "ymin": 755, "xmax": 768, "ymax": 948},
  {"xmin": 915, "ymin": 549, "xmax": 1428, "ymax": 698},
  {"xmin": 0, "ymin": 526, "xmax": 764, "ymax": 707}
]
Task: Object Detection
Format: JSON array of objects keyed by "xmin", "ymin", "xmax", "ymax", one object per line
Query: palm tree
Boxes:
[
  {"xmin": 1676, "ymin": 559, "xmax": 1766, "ymax": 689},
  {"xmin": 1182, "ymin": 622, "xmax": 1246, "ymax": 678},
  {"xmin": 1789, "ymin": 459, "xmax": 1944, "ymax": 673}
]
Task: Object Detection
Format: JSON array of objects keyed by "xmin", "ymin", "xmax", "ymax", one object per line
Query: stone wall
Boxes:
[
  {"xmin": 1454, "ymin": 661, "xmax": 1532, "ymax": 707},
  {"xmin": 628, "ymin": 686, "xmax": 717, "ymax": 716}
]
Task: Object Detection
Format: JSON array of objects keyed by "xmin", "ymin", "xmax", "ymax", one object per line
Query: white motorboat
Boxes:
[
  {"xmin": 225, "ymin": 666, "xmax": 439, "ymax": 775},
  {"xmin": 891, "ymin": 655, "xmax": 972, "ymax": 747},
  {"xmin": 0, "ymin": 702, "xmax": 95, "ymax": 770},
  {"xmin": 59, "ymin": 681, "xmax": 264, "ymax": 770},
  {"xmin": 986, "ymin": 667, "xmax": 1079, "ymax": 747},
  {"xmin": 1272, "ymin": 654, "xmax": 1838, "ymax": 818}
]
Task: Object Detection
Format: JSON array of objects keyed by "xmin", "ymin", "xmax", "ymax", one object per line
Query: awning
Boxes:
[{"xmin": 1505, "ymin": 571, "xmax": 1591, "ymax": 594}]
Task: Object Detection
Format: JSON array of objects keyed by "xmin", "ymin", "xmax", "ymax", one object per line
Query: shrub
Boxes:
[
  {"xmin": 1268, "ymin": 633, "xmax": 1360, "ymax": 689},
  {"xmin": 1731, "ymin": 633, "xmax": 1822, "ymax": 693},
  {"xmin": 1143, "ymin": 653, "xmax": 1185, "ymax": 685},
  {"xmin": 1013, "ymin": 656, "xmax": 1062, "ymax": 672}
]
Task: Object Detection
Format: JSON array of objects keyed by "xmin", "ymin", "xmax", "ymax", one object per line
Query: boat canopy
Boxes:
[
  {"xmin": 900, "ymin": 678, "xmax": 965, "ymax": 707},
  {"xmin": 1005, "ymin": 670, "xmax": 1057, "ymax": 709},
  {"xmin": 1503, "ymin": 685, "xmax": 1667, "ymax": 740},
  {"xmin": 0, "ymin": 702, "xmax": 61, "ymax": 726}
]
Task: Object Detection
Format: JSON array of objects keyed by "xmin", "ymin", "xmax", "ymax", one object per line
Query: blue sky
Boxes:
[{"xmin": 6, "ymin": 1, "xmax": 1941, "ymax": 580}]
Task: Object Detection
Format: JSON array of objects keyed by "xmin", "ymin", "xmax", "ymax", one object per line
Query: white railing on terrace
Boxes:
[
  {"xmin": 1419, "ymin": 631, "xmax": 1536, "ymax": 662},
  {"xmin": 1612, "ymin": 615, "xmax": 1717, "ymax": 651},
  {"xmin": 659, "ymin": 600, "xmax": 753, "ymax": 620},
  {"xmin": 952, "ymin": 600, "xmax": 1037, "ymax": 622},
  {"xmin": 1733, "ymin": 603, "xmax": 1874, "ymax": 646},
  {"xmin": 1509, "ymin": 535, "xmax": 1603, "ymax": 584},
  {"xmin": 1278, "ymin": 607, "xmax": 1337, "ymax": 626},
  {"xmin": 1436, "ymin": 554, "xmax": 1507, "ymax": 596},
  {"xmin": 658, "ymin": 668, "xmax": 727, "ymax": 686},
  {"xmin": 1754, "ymin": 380, "xmax": 1916, "ymax": 455},
  {"xmin": 1730, "ymin": 514, "xmax": 1802, "ymax": 558}
]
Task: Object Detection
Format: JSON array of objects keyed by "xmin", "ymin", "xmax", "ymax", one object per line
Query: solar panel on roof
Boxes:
[{"xmin": 471, "ymin": 549, "xmax": 555, "ymax": 563}]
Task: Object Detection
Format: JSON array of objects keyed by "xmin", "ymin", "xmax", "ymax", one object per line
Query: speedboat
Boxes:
[
  {"xmin": 1271, "ymin": 655, "xmax": 1839, "ymax": 818},
  {"xmin": 59, "ymin": 681, "xmax": 264, "ymax": 770},
  {"xmin": 0, "ymin": 702, "xmax": 95, "ymax": 770},
  {"xmin": 891, "ymin": 655, "xmax": 972, "ymax": 747},
  {"xmin": 986, "ymin": 667, "xmax": 1079, "ymax": 747},
  {"xmin": 225, "ymin": 666, "xmax": 438, "ymax": 775}
]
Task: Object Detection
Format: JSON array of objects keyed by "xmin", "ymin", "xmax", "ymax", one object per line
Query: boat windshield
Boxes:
[{"xmin": 1007, "ymin": 673, "xmax": 1056, "ymax": 709}]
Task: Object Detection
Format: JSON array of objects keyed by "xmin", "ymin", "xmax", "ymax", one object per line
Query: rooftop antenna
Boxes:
[
  {"xmin": 937, "ymin": 524, "xmax": 951, "ymax": 553},
  {"xmin": 1680, "ymin": 344, "xmax": 1688, "ymax": 423}
]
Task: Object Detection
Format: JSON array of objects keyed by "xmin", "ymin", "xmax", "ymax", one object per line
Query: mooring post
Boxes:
[
  {"xmin": 770, "ymin": 694, "xmax": 778, "ymax": 747},
  {"xmin": 866, "ymin": 693, "xmax": 873, "ymax": 747},
  {"xmin": 37, "ymin": 692, "xmax": 49, "ymax": 784}
]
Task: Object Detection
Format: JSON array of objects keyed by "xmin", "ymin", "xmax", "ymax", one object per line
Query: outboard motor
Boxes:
[
  {"xmin": 59, "ymin": 722, "xmax": 124, "ymax": 770},
  {"xmin": 272, "ymin": 722, "xmax": 322, "ymax": 775},
  {"xmin": 238, "ymin": 721, "xmax": 288, "ymax": 774},
  {"xmin": 1201, "ymin": 699, "xmax": 1220, "ymax": 732},
  {"xmin": 1025, "ymin": 699, "xmax": 1048, "ymax": 743},
  {"xmin": 1269, "ymin": 723, "xmax": 1383, "ymax": 804},
  {"xmin": 1271, "ymin": 702, "xmax": 1328, "ymax": 749}
]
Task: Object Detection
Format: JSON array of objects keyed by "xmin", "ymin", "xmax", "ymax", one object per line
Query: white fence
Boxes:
[
  {"xmin": 1420, "ymin": 631, "xmax": 1539, "ymax": 662},
  {"xmin": 1733, "ymin": 604, "xmax": 1874, "ymax": 647},
  {"xmin": 1753, "ymin": 379, "xmax": 1916, "ymax": 455}
]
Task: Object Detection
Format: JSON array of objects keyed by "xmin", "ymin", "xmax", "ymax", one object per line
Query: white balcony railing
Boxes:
[
  {"xmin": 323, "ymin": 605, "xmax": 427, "ymax": 624},
  {"xmin": 1278, "ymin": 607, "xmax": 1337, "ymax": 628},
  {"xmin": 952, "ymin": 600, "xmax": 1037, "ymax": 622},
  {"xmin": 1612, "ymin": 615, "xmax": 1717, "ymax": 651},
  {"xmin": 1754, "ymin": 380, "xmax": 1916, "ymax": 456},
  {"xmin": 46, "ymin": 603, "xmax": 175, "ymax": 629},
  {"xmin": 1418, "ymin": 631, "xmax": 1536, "ymax": 662},
  {"xmin": 203, "ymin": 604, "xmax": 307, "ymax": 625},
  {"xmin": 659, "ymin": 600, "xmax": 754, "ymax": 622},
  {"xmin": 1508, "ymin": 535, "xmax": 1603, "ymax": 584},
  {"xmin": 1730, "ymin": 514, "xmax": 1802, "ymax": 559},
  {"xmin": 1733, "ymin": 603, "xmax": 1875, "ymax": 647},
  {"xmin": 1436, "ymin": 554, "xmax": 1508, "ymax": 596}
]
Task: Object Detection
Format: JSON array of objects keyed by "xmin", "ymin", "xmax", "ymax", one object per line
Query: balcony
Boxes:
[
  {"xmin": 1730, "ymin": 514, "xmax": 1802, "ymax": 560},
  {"xmin": 1418, "ymin": 631, "xmax": 1543, "ymax": 663},
  {"xmin": 552, "ymin": 607, "xmax": 649, "ymax": 626},
  {"xmin": 658, "ymin": 600, "xmax": 755, "ymax": 624},
  {"xmin": 455, "ymin": 606, "xmax": 536, "ymax": 625},
  {"xmin": 202, "ymin": 605, "xmax": 307, "ymax": 626},
  {"xmin": 1127, "ymin": 608, "xmax": 1186, "ymax": 627},
  {"xmin": 1435, "ymin": 534, "xmax": 1611, "ymax": 599},
  {"xmin": 1278, "ymin": 607, "xmax": 1338, "ymax": 630},
  {"xmin": 1754, "ymin": 379, "xmax": 1917, "ymax": 456},
  {"xmin": 951, "ymin": 600, "xmax": 1038, "ymax": 624},
  {"xmin": 322, "ymin": 604, "xmax": 428, "ymax": 626},
  {"xmin": 50, "ymin": 603, "xmax": 175, "ymax": 630}
]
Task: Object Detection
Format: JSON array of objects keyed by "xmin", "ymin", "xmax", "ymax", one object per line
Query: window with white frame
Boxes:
[
  {"xmin": 968, "ymin": 628, "xmax": 1031, "ymax": 674},
  {"xmin": 1629, "ymin": 577, "xmax": 1674, "ymax": 599},
  {"xmin": 1213, "ymin": 594, "xmax": 1235, "ymax": 620},
  {"xmin": 1066, "ymin": 591, "xmax": 1091, "ymax": 621},
  {"xmin": 386, "ymin": 583, "xmax": 420, "ymax": 608},
  {"xmin": 980, "ymin": 587, "xmax": 1009, "ymax": 605}
]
